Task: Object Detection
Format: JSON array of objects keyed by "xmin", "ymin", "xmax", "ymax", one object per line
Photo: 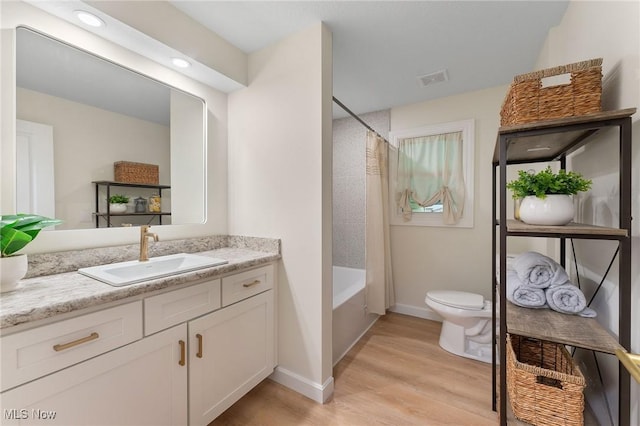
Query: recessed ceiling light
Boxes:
[
  {"xmin": 74, "ymin": 10, "xmax": 105, "ymax": 28},
  {"xmin": 171, "ymin": 58, "xmax": 191, "ymax": 68}
]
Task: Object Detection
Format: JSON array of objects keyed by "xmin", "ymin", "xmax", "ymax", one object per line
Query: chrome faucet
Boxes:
[{"xmin": 139, "ymin": 225, "xmax": 159, "ymax": 262}]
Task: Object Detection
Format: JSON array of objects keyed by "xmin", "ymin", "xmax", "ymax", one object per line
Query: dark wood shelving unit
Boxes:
[
  {"xmin": 92, "ymin": 180, "xmax": 171, "ymax": 228},
  {"xmin": 505, "ymin": 219, "xmax": 628, "ymax": 238},
  {"xmin": 492, "ymin": 108, "xmax": 635, "ymax": 425}
]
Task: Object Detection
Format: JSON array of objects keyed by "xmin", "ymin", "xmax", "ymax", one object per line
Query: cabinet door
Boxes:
[
  {"xmin": 0, "ymin": 324, "xmax": 187, "ymax": 426},
  {"xmin": 188, "ymin": 290, "xmax": 274, "ymax": 426}
]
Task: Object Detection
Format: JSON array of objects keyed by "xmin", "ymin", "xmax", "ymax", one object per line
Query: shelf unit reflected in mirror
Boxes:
[{"xmin": 93, "ymin": 181, "xmax": 171, "ymax": 228}]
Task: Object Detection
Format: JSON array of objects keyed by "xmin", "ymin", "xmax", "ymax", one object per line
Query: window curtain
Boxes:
[
  {"xmin": 366, "ymin": 130, "xmax": 395, "ymax": 315},
  {"xmin": 396, "ymin": 131, "xmax": 465, "ymax": 224}
]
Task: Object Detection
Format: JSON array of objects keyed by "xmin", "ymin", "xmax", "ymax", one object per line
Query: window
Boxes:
[{"xmin": 389, "ymin": 119, "xmax": 474, "ymax": 228}]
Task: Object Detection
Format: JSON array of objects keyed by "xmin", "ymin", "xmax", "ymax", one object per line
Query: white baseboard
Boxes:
[
  {"xmin": 269, "ymin": 366, "xmax": 334, "ymax": 403},
  {"xmin": 389, "ymin": 303, "xmax": 442, "ymax": 322}
]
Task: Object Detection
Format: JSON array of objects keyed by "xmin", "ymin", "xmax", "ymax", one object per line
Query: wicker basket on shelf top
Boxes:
[
  {"xmin": 114, "ymin": 161, "xmax": 159, "ymax": 185},
  {"xmin": 500, "ymin": 58, "xmax": 602, "ymax": 126}
]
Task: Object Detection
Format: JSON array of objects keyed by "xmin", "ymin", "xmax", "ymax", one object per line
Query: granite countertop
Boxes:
[{"xmin": 0, "ymin": 237, "xmax": 280, "ymax": 332}]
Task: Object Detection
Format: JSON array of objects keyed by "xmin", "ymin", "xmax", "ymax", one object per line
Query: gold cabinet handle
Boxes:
[
  {"xmin": 196, "ymin": 333, "xmax": 203, "ymax": 358},
  {"xmin": 53, "ymin": 332, "xmax": 99, "ymax": 352},
  {"xmin": 616, "ymin": 349, "xmax": 640, "ymax": 383},
  {"xmin": 178, "ymin": 340, "xmax": 186, "ymax": 366},
  {"xmin": 243, "ymin": 279, "xmax": 261, "ymax": 288}
]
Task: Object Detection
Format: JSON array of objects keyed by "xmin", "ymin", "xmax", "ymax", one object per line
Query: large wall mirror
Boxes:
[{"xmin": 15, "ymin": 27, "xmax": 207, "ymax": 230}]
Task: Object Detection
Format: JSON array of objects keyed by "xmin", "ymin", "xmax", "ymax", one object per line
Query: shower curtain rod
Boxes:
[{"xmin": 332, "ymin": 96, "xmax": 389, "ymax": 144}]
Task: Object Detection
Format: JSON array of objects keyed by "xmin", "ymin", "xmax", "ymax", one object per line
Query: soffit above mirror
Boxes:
[{"xmin": 24, "ymin": 0, "xmax": 247, "ymax": 93}]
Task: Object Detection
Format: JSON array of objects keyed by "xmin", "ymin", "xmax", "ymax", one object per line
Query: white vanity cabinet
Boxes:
[
  {"xmin": 0, "ymin": 321, "xmax": 187, "ymax": 426},
  {"xmin": 0, "ymin": 301, "xmax": 143, "ymax": 393},
  {"xmin": 0, "ymin": 263, "xmax": 276, "ymax": 426},
  {"xmin": 189, "ymin": 290, "xmax": 274, "ymax": 425},
  {"xmin": 144, "ymin": 278, "xmax": 222, "ymax": 336},
  {"xmin": 143, "ymin": 265, "xmax": 275, "ymax": 426}
]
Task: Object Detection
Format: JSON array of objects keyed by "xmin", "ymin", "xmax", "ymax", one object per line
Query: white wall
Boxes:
[
  {"xmin": 534, "ymin": 1, "xmax": 639, "ymax": 424},
  {"xmin": 228, "ymin": 23, "xmax": 334, "ymax": 402},
  {"xmin": 1, "ymin": 1, "xmax": 229, "ymax": 250},
  {"xmin": 387, "ymin": 85, "xmax": 548, "ymax": 319}
]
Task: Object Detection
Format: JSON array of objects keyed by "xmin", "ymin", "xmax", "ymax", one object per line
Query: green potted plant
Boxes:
[
  {"xmin": 108, "ymin": 194, "xmax": 130, "ymax": 213},
  {"xmin": 506, "ymin": 166, "xmax": 592, "ymax": 225},
  {"xmin": 1, "ymin": 214, "xmax": 62, "ymax": 292}
]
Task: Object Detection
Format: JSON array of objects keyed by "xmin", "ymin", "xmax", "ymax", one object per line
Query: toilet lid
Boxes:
[{"xmin": 426, "ymin": 290, "xmax": 485, "ymax": 310}]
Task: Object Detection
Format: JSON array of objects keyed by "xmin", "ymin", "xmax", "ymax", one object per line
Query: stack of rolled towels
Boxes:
[{"xmin": 506, "ymin": 251, "xmax": 596, "ymax": 318}]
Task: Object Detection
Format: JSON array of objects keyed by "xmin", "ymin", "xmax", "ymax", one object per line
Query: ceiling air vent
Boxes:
[{"xmin": 417, "ymin": 69, "xmax": 449, "ymax": 87}]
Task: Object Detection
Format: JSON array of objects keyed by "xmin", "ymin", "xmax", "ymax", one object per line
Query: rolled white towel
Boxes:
[
  {"xmin": 506, "ymin": 269, "xmax": 547, "ymax": 309},
  {"xmin": 545, "ymin": 283, "xmax": 597, "ymax": 318},
  {"xmin": 512, "ymin": 251, "xmax": 569, "ymax": 289}
]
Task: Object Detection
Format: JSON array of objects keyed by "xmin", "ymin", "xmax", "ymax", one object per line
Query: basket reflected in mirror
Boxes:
[{"xmin": 114, "ymin": 161, "xmax": 159, "ymax": 185}]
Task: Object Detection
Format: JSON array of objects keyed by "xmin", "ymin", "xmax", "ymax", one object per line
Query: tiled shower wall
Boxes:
[{"xmin": 332, "ymin": 109, "xmax": 390, "ymax": 269}]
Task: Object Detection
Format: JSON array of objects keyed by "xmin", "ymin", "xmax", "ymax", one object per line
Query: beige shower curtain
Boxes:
[{"xmin": 365, "ymin": 130, "xmax": 395, "ymax": 315}]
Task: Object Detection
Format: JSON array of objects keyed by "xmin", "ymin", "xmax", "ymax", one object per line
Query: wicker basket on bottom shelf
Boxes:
[{"xmin": 506, "ymin": 334, "xmax": 586, "ymax": 426}]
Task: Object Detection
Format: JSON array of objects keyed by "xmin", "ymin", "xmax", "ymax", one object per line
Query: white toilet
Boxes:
[{"xmin": 425, "ymin": 290, "xmax": 494, "ymax": 363}]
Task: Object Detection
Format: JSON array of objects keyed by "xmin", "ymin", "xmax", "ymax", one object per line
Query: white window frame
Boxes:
[{"xmin": 389, "ymin": 119, "xmax": 474, "ymax": 228}]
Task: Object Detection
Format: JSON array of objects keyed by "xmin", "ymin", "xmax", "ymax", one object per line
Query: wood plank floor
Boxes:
[{"xmin": 212, "ymin": 313, "xmax": 499, "ymax": 425}]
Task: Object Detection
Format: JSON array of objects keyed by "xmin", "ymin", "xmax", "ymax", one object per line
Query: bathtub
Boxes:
[{"xmin": 332, "ymin": 266, "xmax": 379, "ymax": 365}]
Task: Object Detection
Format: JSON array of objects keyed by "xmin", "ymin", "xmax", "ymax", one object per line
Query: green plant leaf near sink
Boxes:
[{"xmin": 1, "ymin": 214, "xmax": 62, "ymax": 257}]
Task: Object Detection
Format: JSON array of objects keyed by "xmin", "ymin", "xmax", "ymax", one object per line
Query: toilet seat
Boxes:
[{"xmin": 426, "ymin": 290, "xmax": 485, "ymax": 311}]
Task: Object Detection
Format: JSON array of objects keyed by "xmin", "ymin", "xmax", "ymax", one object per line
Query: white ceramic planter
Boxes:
[
  {"xmin": 109, "ymin": 203, "xmax": 127, "ymax": 213},
  {"xmin": 1, "ymin": 254, "xmax": 28, "ymax": 293},
  {"xmin": 519, "ymin": 194, "xmax": 574, "ymax": 226}
]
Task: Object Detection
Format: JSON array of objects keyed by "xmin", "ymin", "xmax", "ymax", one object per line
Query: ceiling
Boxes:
[
  {"xmin": 21, "ymin": 1, "xmax": 570, "ymax": 122},
  {"xmin": 170, "ymin": 1, "xmax": 570, "ymax": 118}
]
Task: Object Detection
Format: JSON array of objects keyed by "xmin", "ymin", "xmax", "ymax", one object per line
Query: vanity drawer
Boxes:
[
  {"xmin": 0, "ymin": 301, "xmax": 142, "ymax": 392},
  {"xmin": 222, "ymin": 264, "xmax": 274, "ymax": 306},
  {"xmin": 144, "ymin": 279, "xmax": 221, "ymax": 335}
]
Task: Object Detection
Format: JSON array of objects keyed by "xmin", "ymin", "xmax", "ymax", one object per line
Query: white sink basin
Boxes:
[{"xmin": 78, "ymin": 253, "xmax": 228, "ymax": 287}]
